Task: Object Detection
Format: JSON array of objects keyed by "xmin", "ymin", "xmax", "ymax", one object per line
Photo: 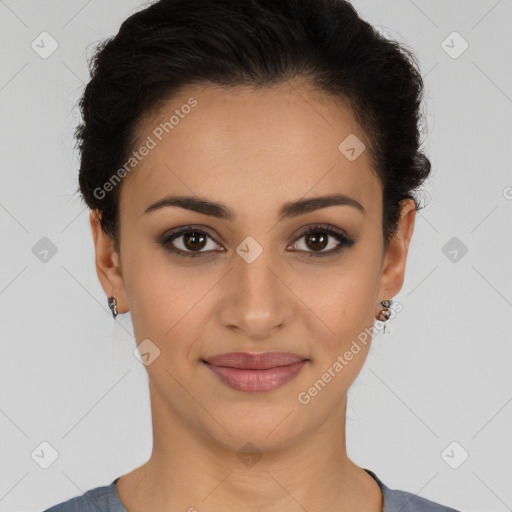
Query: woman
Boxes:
[{"xmin": 44, "ymin": 0, "xmax": 460, "ymax": 510}]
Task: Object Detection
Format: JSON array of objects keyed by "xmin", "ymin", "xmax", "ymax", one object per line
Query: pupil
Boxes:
[
  {"xmin": 306, "ymin": 233, "xmax": 327, "ymax": 251},
  {"xmin": 180, "ymin": 232, "xmax": 330, "ymax": 253},
  {"xmin": 184, "ymin": 232, "xmax": 207, "ymax": 251}
]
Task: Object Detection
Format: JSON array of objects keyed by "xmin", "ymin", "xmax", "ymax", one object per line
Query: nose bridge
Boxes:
[
  {"xmin": 235, "ymin": 237, "xmax": 282, "ymax": 305},
  {"xmin": 221, "ymin": 237, "xmax": 290, "ymax": 335}
]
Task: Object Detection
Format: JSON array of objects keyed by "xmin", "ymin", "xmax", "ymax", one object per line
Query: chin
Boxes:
[{"xmin": 198, "ymin": 404, "xmax": 310, "ymax": 453}]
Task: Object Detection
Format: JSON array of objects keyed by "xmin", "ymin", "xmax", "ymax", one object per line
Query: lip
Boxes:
[
  {"xmin": 203, "ymin": 351, "xmax": 307, "ymax": 369},
  {"xmin": 202, "ymin": 352, "xmax": 308, "ymax": 393}
]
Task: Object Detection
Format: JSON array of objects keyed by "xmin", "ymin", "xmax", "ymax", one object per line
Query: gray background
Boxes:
[{"xmin": 1, "ymin": 1, "xmax": 511, "ymax": 511}]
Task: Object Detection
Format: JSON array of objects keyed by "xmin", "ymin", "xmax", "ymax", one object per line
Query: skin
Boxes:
[{"xmin": 90, "ymin": 79, "xmax": 416, "ymax": 512}]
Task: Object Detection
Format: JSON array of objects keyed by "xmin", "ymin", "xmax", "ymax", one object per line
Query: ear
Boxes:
[
  {"xmin": 89, "ymin": 209, "xmax": 129, "ymax": 315},
  {"xmin": 376, "ymin": 198, "xmax": 416, "ymax": 308}
]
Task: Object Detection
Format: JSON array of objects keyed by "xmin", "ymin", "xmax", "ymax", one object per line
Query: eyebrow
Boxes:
[{"xmin": 143, "ymin": 193, "xmax": 366, "ymax": 221}]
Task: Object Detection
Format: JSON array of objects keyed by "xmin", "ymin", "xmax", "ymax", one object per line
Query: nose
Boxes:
[{"xmin": 217, "ymin": 253, "xmax": 293, "ymax": 340}]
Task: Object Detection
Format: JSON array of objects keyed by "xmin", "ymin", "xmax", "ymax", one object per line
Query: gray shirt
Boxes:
[{"xmin": 43, "ymin": 469, "xmax": 461, "ymax": 511}]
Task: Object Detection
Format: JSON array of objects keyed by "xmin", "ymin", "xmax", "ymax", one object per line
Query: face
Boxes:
[{"xmin": 91, "ymin": 80, "xmax": 415, "ymax": 453}]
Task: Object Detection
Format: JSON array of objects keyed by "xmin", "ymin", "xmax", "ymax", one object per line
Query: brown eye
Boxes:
[
  {"xmin": 304, "ymin": 232, "xmax": 329, "ymax": 252},
  {"xmin": 289, "ymin": 225, "xmax": 355, "ymax": 257},
  {"xmin": 160, "ymin": 224, "xmax": 355, "ymax": 260},
  {"xmin": 160, "ymin": 227, "xmax": 222, "ymax": 258},
  {"xmin": 182, "ymin": 231, "xmax": 208, "ymax": 251}
]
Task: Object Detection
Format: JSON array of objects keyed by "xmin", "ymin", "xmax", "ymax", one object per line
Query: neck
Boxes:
[{"xmin": 117, "ymin": 382, "xmax": 382, "ymax": 512}]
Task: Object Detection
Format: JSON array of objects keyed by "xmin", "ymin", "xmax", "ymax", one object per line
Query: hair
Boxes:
[{"xmin": 75, "ymin": 0, "xmax": 431, "ymax": 254}]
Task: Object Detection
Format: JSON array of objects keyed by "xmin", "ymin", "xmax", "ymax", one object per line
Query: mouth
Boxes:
[
  {"xmin": 201, "ymin": 352, "xmax": 309, "ymax": 393},
  {"xmin": 202, "ymin": 351, "xmax": 308, "ymax": 369}
]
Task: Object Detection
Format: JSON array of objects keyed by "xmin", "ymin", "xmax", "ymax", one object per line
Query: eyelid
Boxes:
[
  {"xmin": 287, "ymin": 223, "xmax": 355, "ymax": 257},
  {"xmin": 159, "ymin": 223, "xmax": 355, "ymax": 258},
  {"xmin": 159, "ymin": 224, "xmax": 224, "ymax": 257},
  {"xmin": 291, "ymin": 223, "xmax": 353, "ymax": 243}
]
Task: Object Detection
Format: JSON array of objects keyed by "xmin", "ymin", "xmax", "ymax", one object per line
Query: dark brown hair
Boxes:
[{"xmin": 75, "ymin": 0, "xmax": 431, "ymax": 253}]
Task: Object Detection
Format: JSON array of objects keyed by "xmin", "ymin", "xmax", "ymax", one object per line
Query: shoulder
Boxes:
[
  {"xmin": 383, "ymin": 487, "xmax": 461, "ymax": 511},
  {"xmin": 364, "ymin": 469, "xmax": 461, "ymax": 512},
  {"xmin": 42, "ymin": 480, "xmax": 125, "ymax": 512}
]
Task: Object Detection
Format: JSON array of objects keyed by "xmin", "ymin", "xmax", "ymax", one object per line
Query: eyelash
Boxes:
[{"xmin": 160, "ymin": 224, "xmax": 355, "ymax": 259}]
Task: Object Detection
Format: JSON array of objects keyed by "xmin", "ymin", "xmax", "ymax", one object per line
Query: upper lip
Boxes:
[{"xmin": 203, "ymin": 352, "xmax": 308, "ymax": 370}]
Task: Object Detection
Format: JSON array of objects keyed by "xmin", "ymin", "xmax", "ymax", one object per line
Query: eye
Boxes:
[
  {"xmin": 159, "ymin": 223, "xmax": 355, "ymax": 259},
  {"xmin": 160, "ymin": 226, "xmax": 223, "ymax": 258},
  {"xmin": 288, "ymin": 224, "xmax": 355, "ymax": 258}
]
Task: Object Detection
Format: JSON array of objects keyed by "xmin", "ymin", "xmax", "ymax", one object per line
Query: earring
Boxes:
[
  {"xmin": 376, "ymin": 299, "xmax": 392, "ymax": 333},
  {"xmin": 108, "ymin": 296, "xmax": 118, "ymax": 319}
]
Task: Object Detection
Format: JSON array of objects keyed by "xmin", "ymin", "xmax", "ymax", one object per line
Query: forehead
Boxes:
[{"xmin": 119, "ymin": 81, "xmax": 381, "ymax": 222}]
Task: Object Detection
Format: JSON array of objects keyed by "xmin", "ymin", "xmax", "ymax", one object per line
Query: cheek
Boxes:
[
  {"xmin": 122, "ymin": 247, "xmax": 220, "ymax": 357},
  {"xmin": 297, "ymin": 272, "xmax": 377, "ymax": 404},
  {"xmin": 120, "ymin": 244, "xmax": 182, "ymax": 339},
  {"xmin": 301, "ymin": 255, "xmax": 380, "ymax": 351},
  {"xmin": 121, "ymin": 229, "xmax": 381, "ymax": 367}
]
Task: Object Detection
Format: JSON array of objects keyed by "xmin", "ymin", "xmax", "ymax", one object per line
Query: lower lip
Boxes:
[{"xmin": 202, "ymin": 360, "xmax": 307, "ymax": 393}]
